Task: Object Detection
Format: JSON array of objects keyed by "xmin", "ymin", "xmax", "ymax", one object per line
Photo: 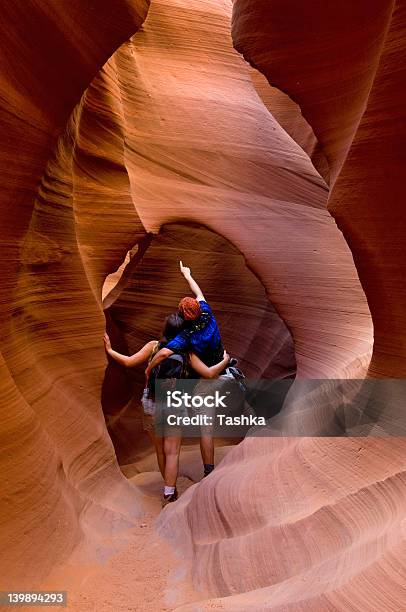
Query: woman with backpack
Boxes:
[{"xmin": 104, "ymin": 313, "xmax": 230, "ymax": 507}]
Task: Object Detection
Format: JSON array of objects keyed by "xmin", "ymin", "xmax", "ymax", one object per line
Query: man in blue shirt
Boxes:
[
  {"xmin": 164, "ymin": 297, "xmax": 224, "ymax": 368},
  {"xmin": 146, "ymin": 261, "xmax": 224, "ymax": 372}
]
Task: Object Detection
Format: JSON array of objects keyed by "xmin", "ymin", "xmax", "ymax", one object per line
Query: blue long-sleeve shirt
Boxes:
[{"xmin": 166, "ymin": 301, "xmax": 223, "ymax": 366}]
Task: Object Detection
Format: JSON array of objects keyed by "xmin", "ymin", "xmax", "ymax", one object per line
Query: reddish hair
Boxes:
[{"xmin": 178, "ymin": 297, "xmax": 202, "ymax": 321}]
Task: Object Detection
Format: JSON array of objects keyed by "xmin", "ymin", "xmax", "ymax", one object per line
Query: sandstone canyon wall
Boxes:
[
  {"xmin": 103, "ymin": 223, "xmax": 296, "ymax": 463},
  {"xmin": 159, "ymin": 2, "xmax": 405, "ymax": 610},
  {"xmin": 0, "ymin": 0, "xmax": 405, "ymax": 609},
  {"xmin": 232, "ymin": 0, "xmax": 405, "ymax": 378},
  {"xmin": 107, "ymin": 0, "xmax": 373, "ymax": 380},
  {"xmin": 0, "ymin": 0, "xmax": 150, "ymax": 589}
]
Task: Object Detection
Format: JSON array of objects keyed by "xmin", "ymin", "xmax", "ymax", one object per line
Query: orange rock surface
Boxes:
[
  {"xmin": 160, "ymin": 1, "xmax": 404, "ymax": 609},
  {"xmin": 0, "ymin": 0, "xmax": 405, "ymax": 609},
  {"xmin": 233, "ymin": 0, "xmax": 406, "ymax": 377},
  {"xmin": 0, "ymin": 0, "xmax": 150, "ymax": 589}
]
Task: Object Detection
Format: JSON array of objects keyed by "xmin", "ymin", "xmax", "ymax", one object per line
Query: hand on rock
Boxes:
[{"xmin": 103, "ymin": 332, "xmax": 111, "ymax": 352}]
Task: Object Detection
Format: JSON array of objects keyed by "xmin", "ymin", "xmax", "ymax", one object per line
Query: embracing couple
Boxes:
[{"xmin": 104, "ymin": 261, "xmax": 231, "ymax": 507}]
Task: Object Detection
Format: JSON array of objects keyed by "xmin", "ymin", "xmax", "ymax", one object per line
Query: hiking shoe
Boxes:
[
  {"xmin": 161, "ymin": 487, "xmax": 178, "ymax": 508},
  {"xmin": 203, "ymin": 467, "xmax": 215, "ymax": 478}
]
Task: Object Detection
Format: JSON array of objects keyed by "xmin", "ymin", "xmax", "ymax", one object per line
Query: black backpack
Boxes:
[{"xmin": 148, "ymin": 353, "xmax": 188, "ymax": 399}]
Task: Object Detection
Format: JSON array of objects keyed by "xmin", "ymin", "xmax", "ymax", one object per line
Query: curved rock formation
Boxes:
[
  {"xmin": 109, "ymin": 0, "xmax": 372, "ymax": 379},
  {"xmin": 232, "ymin": 0, "xmax": 404, "ymax": 378},
  {"xmin": 0, "ymin": 0, "xmax": 149, "ymax": 589},
  {"xmin": 232, "ymin": 0, "xmax": 395, "ymax": 185},
  {"xmin": 165, "ymin": 437, "xmax": 406, "ymax": 611},
  {"xmin": 103, "ymin": 223, "xmax": 296, "ymax": 463},
  {"xmin": 158, "ymin": 2, "xmax": 404, "ymax": 610},
  {"xmin": 1, "ymin": 0, "xmax": 403, "ymax": 609},
  {"xmin": 329, "ymin": 1, "xmax": 406, "ymax": 378},
  {"xmin": 249, "ymin": 70, "xmax": 330, "ymax": 183}
]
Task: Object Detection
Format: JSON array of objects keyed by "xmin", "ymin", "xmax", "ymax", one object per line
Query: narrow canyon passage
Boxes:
[
  {"xmin": 0, "ymin": 0, "xmax": 405, "ymax": 611},
  {"xmin": 102, "ymin": 223, "xmax": 296, "ymax": 464}
]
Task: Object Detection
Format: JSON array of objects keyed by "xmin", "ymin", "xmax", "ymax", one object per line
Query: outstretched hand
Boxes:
[
  {"xmin": 103, "ymin": 332, "xmax": 112, "ymax": 352},
  {"xmin": 223, "ymin": 349, "xmax": 230, "ymax": 363},
  {"xmin": 179, "ymin": 260, "xmax": 191, "ymax": 278}
]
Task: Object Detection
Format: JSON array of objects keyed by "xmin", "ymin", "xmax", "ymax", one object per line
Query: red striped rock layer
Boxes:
[
  {"xmin": 157, "ymin": 1, "xmax": 405, "ymax": 609},
  {"xmin": 0, "ymin": 0, "xmax": 149, "ymax": 589},
  {"xmin": 111, "ymin": 0, "xmax": 372, "ymax": 379},
  {"xmin": 162, "ymin": 437, "xmax": 406, "ymax": 611},
  {"xmin": 232, "ymin": 0, "xmax": 406, "ymax": 377},
  {"xmin": 1, "ymin": 0, "xmax": 392, "ymax": 606}
]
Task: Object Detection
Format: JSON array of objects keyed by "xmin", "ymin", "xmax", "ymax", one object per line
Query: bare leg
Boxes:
[
  {"xmin": 147, "ymin": 430, "xmax": 165, "ymax": 478},
  {"xmin": 193, "ymin": 379, "xmax": 216, "ymax": 474},
  {"xmin": 200, "ymin": 429, "xmax": 214, "ymax": 465},
  {"xmin": 163, "ymin": 435, "xmax": 182, "ymax": 487}
]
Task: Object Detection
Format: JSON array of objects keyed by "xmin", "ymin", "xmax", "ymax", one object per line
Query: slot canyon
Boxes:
[{"xmin": 0, "ymin": 0, "xmax": 405, "ymax": 610}]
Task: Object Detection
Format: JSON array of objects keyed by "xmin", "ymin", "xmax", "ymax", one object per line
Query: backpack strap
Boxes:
[
  {"xmin": 167, "ymin": 354, "xmax": 183, "ymax": 363},
  {"xmin": 148, "ymin": 341, "xmax": 160, "ymax": 364},
  {"xmin": 167, "ymin": 353, "xmax": 189, "ymax": 379},
  {"xmin": 163, "ymin": 353, "xmax": 190, "ymax": 380}
]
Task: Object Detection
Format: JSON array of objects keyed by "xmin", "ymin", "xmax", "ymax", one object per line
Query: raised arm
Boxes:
[
  {"xmin": 189, "ymin": 350, "xmax": 230, "ymax": 379},
  {"xmin": 104, "ymin": 333, "xmax": 157, "ymax": 367},
  {"xmin": 180, "ymin": 261, "xmax": 205, "ymax": 301}
]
